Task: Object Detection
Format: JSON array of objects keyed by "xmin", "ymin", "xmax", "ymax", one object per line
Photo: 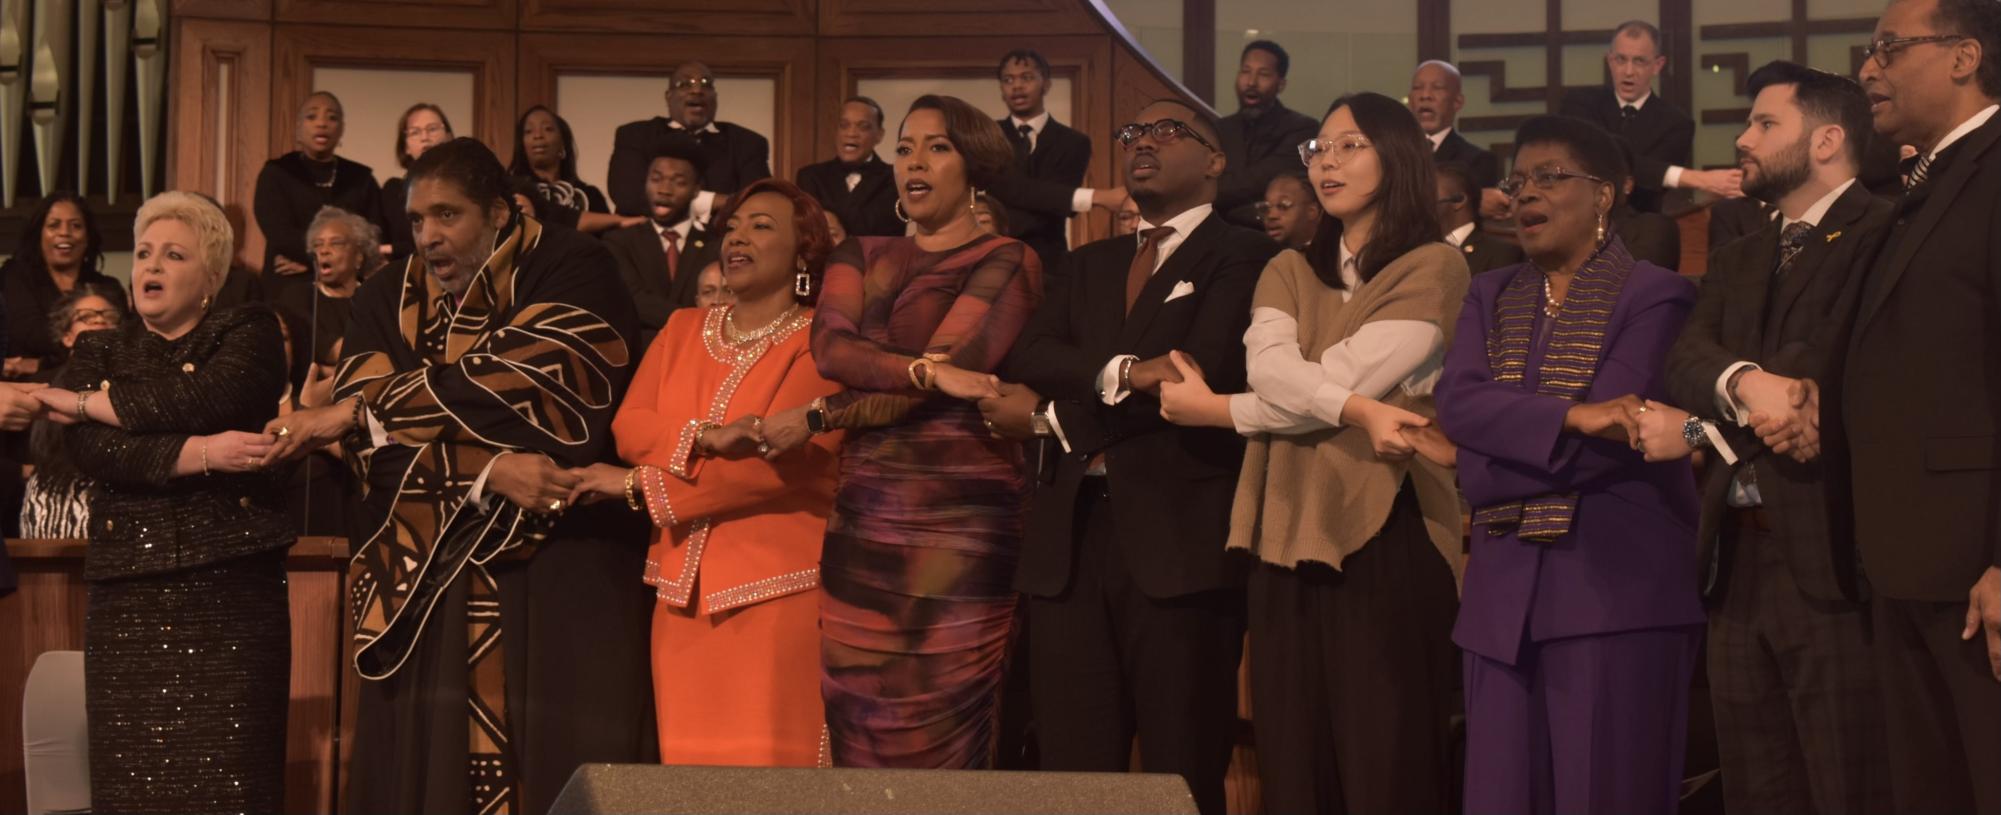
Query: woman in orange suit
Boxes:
[{"xmin": 569, "ymin": 178, "xmax": 842, "ymax": 766}]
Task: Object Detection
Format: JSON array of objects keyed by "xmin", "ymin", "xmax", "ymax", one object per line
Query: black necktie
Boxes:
[
  {"xmin": 1774, "ymin": 221, "xmax": 1812, "ymax": 276},
  {"xmin": 1014, "ymin": 124, "xmax": 1033, "ymax": 166},
  {"xmin": 1620, "ymin": 105, "xmax": 1639, "ymax": 132}
]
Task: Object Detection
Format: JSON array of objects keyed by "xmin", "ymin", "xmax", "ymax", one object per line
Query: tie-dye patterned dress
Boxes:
[{"xmin": 809, "ymin": 233, "xmax": 1042, "ymax": 768}]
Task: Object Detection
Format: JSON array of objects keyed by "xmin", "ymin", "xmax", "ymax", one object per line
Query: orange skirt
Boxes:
[{"xmin": 651, "ymin": 588, "xmax": 825, "ymax": 766}]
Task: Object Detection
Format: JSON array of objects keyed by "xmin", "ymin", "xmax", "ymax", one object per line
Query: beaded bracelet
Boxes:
[
  {"xmin": 75, "ymin": 389, "xmax": 92, "ymax": 423},
  {"xmin": 200, "ymin": 439, "xmax": 212, "ymax": 477},
  {"xmin": 623, "ymin": 466, "xmax": 644, "ymax": 511}
]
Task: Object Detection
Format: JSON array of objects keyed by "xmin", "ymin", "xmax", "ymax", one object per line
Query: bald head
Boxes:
[{"xmin": 1408, "ymin": 61, "xmax": 1466, "ymax": 135}]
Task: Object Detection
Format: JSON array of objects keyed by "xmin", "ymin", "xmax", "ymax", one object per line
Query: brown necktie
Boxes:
[
  {"xmin": 660, "ymin": 230, "xmax": 681, "ymax": 282},
  {"xmin": 1126, "ymin": 226, "xmax": 1174, "ymax": 313}
]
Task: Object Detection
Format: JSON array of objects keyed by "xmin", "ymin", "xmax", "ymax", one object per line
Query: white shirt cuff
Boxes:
[
  {"xmin": 1071, "ymin": 188, "xmax": 1096, "ymax": 214},
  {"xmin": 1310, "ymin": 381, "xmax": 1358, "ymax": 428},
  {"xmin": 1097, "ymin": 355, "xmax": 1137, "ymax": 405},
  {"xmin": 1664, "ymin": 165, "xmax": 1684, "ymax": 188},
  {"xmin": 466, "ymin": 452, "xmax": 507, "ymax": 509},
  {"xmin": 1701, "ymin": 420, "xmax": 1740, "ymax": 466},
  {"xmin": 1043, "ymin": 402, "xmax": 1073, "ymax": 454},
  {"xmin": 690, "ymin": 191, "xmax": 719, "ymax": 228},
  {"xmin": 1714, "ymin": 361, "xmax": 1760, "ymax": 425},
  {"xmin": 363, "ymin": 402, "xmax": 391, "ymax": 448}
]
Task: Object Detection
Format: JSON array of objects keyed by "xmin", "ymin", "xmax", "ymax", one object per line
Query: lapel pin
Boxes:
[
  {"xmin": 1463, "ymin": 243, "xmax": 1476, "ymax": 254},
  {"xmin": 1824, "ymin": 230, "xmax": 1841, "ymax": 243}
]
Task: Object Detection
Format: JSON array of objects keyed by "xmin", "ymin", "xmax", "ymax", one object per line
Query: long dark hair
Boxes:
[
  {"xmin": 1303, "ymin": 93, "xmax": 1440, "ymax": 290},
  {"xmin": 10, "ymin": 191, "xmax": 105, "ymax": 277},
  {"xmin": 506, "ymin": 104, "xmax": 582, "ymax": 184}
]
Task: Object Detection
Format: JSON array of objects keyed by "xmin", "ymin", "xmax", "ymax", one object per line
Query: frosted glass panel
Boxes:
[
  {"xmin": 310, "ymin": 67, "xmax": 476, "ymax": 186},
  {"xmin": 1102, "ymin": 0, "xmax": 1184, "ymax": 82}
]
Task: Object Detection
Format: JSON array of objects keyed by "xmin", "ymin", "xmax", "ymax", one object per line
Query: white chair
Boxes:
[{"xmin": 21, "ymin": 650, "xmax": 89, "ymax": 815}]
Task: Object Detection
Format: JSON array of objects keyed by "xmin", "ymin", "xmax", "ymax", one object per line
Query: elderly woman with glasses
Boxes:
[
  {"xmin": 1435, "ymin": 115, "xmax": 1701, "ymax": 814},
  {"xmin": 274, "ymin": 205, "xmax": 377, "ymax": 407},
  {"xmin": 18, "ymin": 282, "xmax": 126, "ymax": 538}
]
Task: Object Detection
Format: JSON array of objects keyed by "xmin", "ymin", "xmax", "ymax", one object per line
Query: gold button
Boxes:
[
  {"xmin": 99, "ymin": 379, "xmax": 112, "ymax": 390},
  {"xmin": 182, "ymin": 362, "xmax": 196, "ymax": 373},
  {"xmin": 239, "ymin": 496, "xmax": 252, "ymax": 509},
  {"xmin": 105, "ymin": 519, "xmax": 115, "ymax": 531}
]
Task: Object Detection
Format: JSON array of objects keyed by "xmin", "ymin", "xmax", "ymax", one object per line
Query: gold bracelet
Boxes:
[
  {"xmin": 693, "ymin": 421, "xmax": 723, "ymax": 456},
  {"xmin": 624, "ymin": 467, "xmax": 643, "ymax": 511},
  {"xmin": 200, "ymin": 439, "xmax": 211, "ymax": 477}
]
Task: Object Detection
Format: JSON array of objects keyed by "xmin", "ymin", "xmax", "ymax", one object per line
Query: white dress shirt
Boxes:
[
  {"xmin": 1615, "ymin": 91, "xmax": 1695, "ymax": 189},
  {"xmin": 1427, "ymin": 127, "xmax": 1451, "ymax": 152},
  {"xmin": 1444, "ymin": 222, "xmax": 1477, "ymax": 248},
  {"xmin": 1010, "ymin": 111, "xmax": 1050, "ymax": 152}
]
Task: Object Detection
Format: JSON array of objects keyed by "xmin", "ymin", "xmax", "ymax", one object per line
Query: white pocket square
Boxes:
[{"xmin": 1164, "ymin": 280, "xmax": 1197, "ymax": 303}]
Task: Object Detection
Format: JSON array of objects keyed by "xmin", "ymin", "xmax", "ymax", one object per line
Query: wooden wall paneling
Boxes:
[
  {"xmin": 273, "ymin": 0, "xmax": 517, "ymax": 31},
  {"xmin": 818, "ymin": 0, "xmax": 1101, "ymax": 39},
  {"xmin": 520, "ymin": 0, "xmax": 815, "ymax": 36},
  {"xmin": 167, "ymin": 17, "xmax": 273, "ymax": 270},
  {"xmin": 1180, "ymin": 0, "xmax": 1215, "ymax": 106},
  {"xmin": 516, "ymin": 32, "xmax": 816, "ymax": 184},
  {"xmin": 171, "ymin": 0, "xmax": 275, "ymax": 21},
  {"xmin": 271, "ymin": 24, "xmax": 517, "ymax": 166}
]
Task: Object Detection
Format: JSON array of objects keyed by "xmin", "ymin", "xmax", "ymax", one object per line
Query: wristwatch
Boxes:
[
  {"xmin": 805, "ymin": 397, "xmax": 829, "ymax": 434},
  {"xmin": 1030, "ymin": 400, "xmax": 1054, "ymax": 438},
  {"xmin": 1682, "ymin": 415, "xmax": 1714, "ymax": 451}
]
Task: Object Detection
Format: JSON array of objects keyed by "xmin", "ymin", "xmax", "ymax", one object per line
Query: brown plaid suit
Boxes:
[{"xmin": 1665, "ymin": 180, "xmax": 1893, "ymax": 814}]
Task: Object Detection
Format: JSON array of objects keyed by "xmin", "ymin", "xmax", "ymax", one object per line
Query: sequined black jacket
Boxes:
[{"xmin": 61, "ymin": 306, "xmax": 294, "ymax": 581}]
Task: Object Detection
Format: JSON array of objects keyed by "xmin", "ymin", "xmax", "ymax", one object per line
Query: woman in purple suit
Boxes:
[{"xmin": 1436, "ymin": 115, "xmax": 1701, "ymax": 814}]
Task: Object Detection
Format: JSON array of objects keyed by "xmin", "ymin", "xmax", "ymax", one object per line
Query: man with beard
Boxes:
[
  {"xmin": 604, "ymin": 135, "xmax": 719, "ymax": 346},
  {"xmin": 795, "ymin": 96, "xmax": 902, "ymax": 238},
  {"xmin": 607, "ymin": 62, "xmax": 771, "ymax": 220},
  {"xmin": 1646, "ymin": 60, "xmax": 1893, "ymax": 815},
  {"xmin": 1822, "ymin": 1, "xmax": 2001, "ymax": 810},
  {"xmin": 1215, "ymin": 41, "xmax": 1318, "ymax": 228},
  {"xmin": 979, "ymin": 98, "xmax": 1274, "ymax": 815},
  {"xmin": 1408, "ymin": 60, "xmax": 1507, "ymax": 217}
]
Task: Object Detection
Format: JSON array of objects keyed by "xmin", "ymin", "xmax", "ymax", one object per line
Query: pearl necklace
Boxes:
[
  {"xmin": 723, "ymin": 303, "xmax": 802, "ymax": 346},
  {"xmin": 1542, "ymin": 274, "xmax": 1562, "ymax": 319}
]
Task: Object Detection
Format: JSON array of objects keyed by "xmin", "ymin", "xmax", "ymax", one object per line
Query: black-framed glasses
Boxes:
[
  {"xmin": 1115, "ymin": 119, "xmax": 1217, "ymax": 152},
  {"xmin": 1498, "ymin": 167, "xmax": 1609, "ymax": 199},
  {"xmin": 1297, "ymin": 136, "xmax": 1372, "ymax": 167},
  {"xmin": 1863, "ymin": 34, "xmax": 1968, "ymax": 68},
  {"xmin": 671, "ymin": 76, "xmax": 715, "ymax": 92}
]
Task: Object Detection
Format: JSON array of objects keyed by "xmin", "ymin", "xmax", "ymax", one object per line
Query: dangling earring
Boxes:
[
  {"xmin": 969, "ymin": 187, "xmax": 983, "ymax": 214},
  {"xmin": 795, "ymin": 270, "xmax": 813, "ymax": 298},
  {"xmin": 200, "ymin": 295, "xmax": 212, "ymax": 312},
  {"xmin": 894, "ymin": 200, "xmax": 910, "ymax": 223},
  {"xmin": 1595, "ymin": 213, "xmax": 1607, "ymax": 245}
]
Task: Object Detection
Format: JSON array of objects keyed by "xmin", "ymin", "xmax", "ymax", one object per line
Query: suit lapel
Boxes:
[
  {"xmin": 1765, "ymin": 184, "xmax": 1869, "ymax": 351},
  {"xmin": 1732, "ymin": 221, "xmax": 1781, "ymax": 353},
  {"xmin": 1858, "ymin": 116, "xmax": 2001, "ymax": 333},
  {"xmin": 1116, "ymin": 216, "xmax": 1220, "ymax": 348},
  {"xmin": 848, "ymin": 160, "xmax": 890, "ymax": 207}
]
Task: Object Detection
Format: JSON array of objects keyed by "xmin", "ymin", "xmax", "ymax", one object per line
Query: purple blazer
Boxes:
[{"xmin": 1437, "ymin": 261, "xmax": 1703, "ymax": 665}]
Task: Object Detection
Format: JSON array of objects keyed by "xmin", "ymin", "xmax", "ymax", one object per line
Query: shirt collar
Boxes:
[
  {"xmin": 1136, "ymin": 203, "xmax": 1214, "ymax": 243},
  {"xmin": 652, "ymin": 217, "xmax": 694, "ymax": 242},
  {"xmin": 667, "ymin": 119, "xmax": 722, "ymax": 135},
  {"xmin": 1445, "ymin": 221, "xmax": 1477, "ymax": 247},
  {"xmin": 1427, "ymin": 127, "xmax": 1452, "ymax": 151},
  {"xmin": 1779, "ymin": 178, "xmax": 1857, "ymax": 232},
  {"xmin": 1010, "ymin": 111, "xmax": 1050, "ymax": 136},
  {"xmin": 1618, "ymin": 90, "xmax": 1652, "ymax": 110},
  {"xmin": 1925, "ymin": 104, "xmax": 2000, "ymax": 161}
]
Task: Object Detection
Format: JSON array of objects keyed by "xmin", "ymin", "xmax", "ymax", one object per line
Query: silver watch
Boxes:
[{"xmin": 1682, "ymin": 415, "xmax": 1712, "ymax": 451}]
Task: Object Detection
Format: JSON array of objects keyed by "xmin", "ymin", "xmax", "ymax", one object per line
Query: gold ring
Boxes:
[
  {"xmin": 276, "ymin": 426, "xmax": 291, "ymax": 438},
  {"xmin": 548, "ymin": 499, "xmax": 564, "ymax": 512}
]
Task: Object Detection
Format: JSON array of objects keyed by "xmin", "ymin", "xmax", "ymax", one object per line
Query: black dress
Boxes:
[
  {"xmin": 0, "ymin": 257, "xmax": 128, "ymax": 377},
  {"xmin": 381, "ymin": 176, "xmax": 415, "ymax": 260},
  {"xmin": 60, "ymin": 306, "xmax": 294, "ymax": 814},
  {"xmin": 252, "ymin": 152, "xmax": 387, "ymax": 274},
  {"xmin": 521, "ymin": 175, "xmax": 609, "ymax": 231}
]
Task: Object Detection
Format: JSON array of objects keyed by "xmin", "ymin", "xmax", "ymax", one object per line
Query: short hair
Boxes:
[
  {"xmin": 12, "ymin": 191, "xmax": 105, "ymax": 277},
  {"xmin": 904, "ymin": 95, "xmax": 1015, "ymax": 189},
  {"xmin": 1305, "ymin": 93, "xmax": 1441, "ymax": 288},
  {"xmin": 1435, "ymin": 161, "xmax": 1474, "ymax": 201},
  {"xmin": 301, "ymin": 90, "xmax": 343, "ymax": 116},
  {"xmin": 1265, "ymin": 170, "xmax": 1311, "ymax": 196},
  {"xmin": 649, "ymin": 132, "xmax": 710, "ymax": 179},
  {"xmin": 997, "ymin": 49, "xmax": 1052, "ymax": 81},
  {"xmin": 408, "ymin": 137, "xmax": 515, "ymax": 214},
  {"xmin": 1935, "ymin": 0, "xmax": 2001, "ymax": 99},
  {"xmin": 46, "ymin": 280, "xmax": 126, "ymax": 347},
  {"xmin": 1612, "ymin": 20, "xmax": 1664, "ymax": 54},
  {"xmin": 1511, "ymin": 115, "xmax": 1631, "ymax": 202},
  {"xmin": 506, "ymin": 105, "xmax": 583, "ymax": 184},
  {"xmin": 709, "ymin": 178, "xmax": 834, "ymax": 304},
  {"xmin": 973, "ymin": 192, "xmax": 1012, "ymax": 235},
  {"xmin": 394, "ymin": 103, "xmax": 454, "ymax": 169},
  {"xmin": 1746, "ymin": 60, "xmax": 1874, "ymax": 167},
  {"xmin": 134, "ymin": 191, "xmax": 237, "ymax": 296},
  {"xmin": 844, "ymin": 95, "xmax": 885, "ymax": 128},
  {"xmin": 1242, "ymin": 40, "xmax": 1291, "ymax": 77},
  {"xmin": 1140, "ymin": 97, "xmax": 1224, "ymax": 149},
  {"xmin": 306, "ymin": 205, "xmax": 382, "ymax": 254}
]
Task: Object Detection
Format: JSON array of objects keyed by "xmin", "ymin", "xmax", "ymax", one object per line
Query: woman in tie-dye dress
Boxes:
[{"xmin": 801, "ymin": 94, "xmax": 1041, "ymax": 767}]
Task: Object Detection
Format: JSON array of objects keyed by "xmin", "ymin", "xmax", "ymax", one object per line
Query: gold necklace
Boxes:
[{"xmin": 723, "ymin": 303, "xmax": 802, "ymax": 345}]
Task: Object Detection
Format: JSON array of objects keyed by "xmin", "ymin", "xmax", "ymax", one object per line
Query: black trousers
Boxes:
[
  {"xmin": 1027, "ymin": 477, "xmax": 1246, "ymax": 815},
  {"xmin": 1706, "ymin": 521, "xmax": 1889, "ymax": 814},
  {"xmin": 1872, "ymin": 593, "xmax": 2001, "ymax": 814},
  {"xmin": 1247, "ymin": 483, "xmax": 1460, "ymax": 815}
]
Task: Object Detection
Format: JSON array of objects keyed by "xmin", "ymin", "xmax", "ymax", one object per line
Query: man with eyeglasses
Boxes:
[
  {"xmin": 1560, "ymin": 20, "xmax": 1742, "ymax": 212},
  {"xmin": 1257, "ymin": 172, "xmax": 1320, "ymax": 250},
  {"xmin": 1822, "ymin": 1, "xmax": 2001, "ymax": 811},
  {"xmin": 1436, "ymin": 161, "xmax": 1522, "ymax": 274},
  {"xmin": 979, "ymin": 98, "xmax": 1275, "ymax": 815},
  {"xmin": 607, "ymin": 61, "xmax": 772, "ymax": 222},
  {"xmin": 1647, "ymin": 60, "xmax": 1894, "ymax": 815},
  {"xmin": 1213, "ymin": 40, "xmax": 1318, "ymax": 229}
]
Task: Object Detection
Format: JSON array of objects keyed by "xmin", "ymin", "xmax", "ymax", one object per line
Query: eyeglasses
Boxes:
[
  {"xmin": 1862, "ymin": 34, "xmax": 1968, "ymax": 68},
  {"xmin": 310, "ymin": 237, "xmax": 353, "ymax": 251},
  {"xmin": 1498, "ymin": 167, "xmax": 1609, "ymax": 199},
  {"xmin": 1298, "ymin": 137, "xmax": 1372, "ymax": 167},
  {"xmin": 404, "ymin": 122, "xmax": 448, "ymax": 139},
  {"xmin": 1254, "ymin": 199, "xmax": 1299, "ymax": 217},
  {"xmin": 71, "ymin": 308, "xmax": 119, "ymax": 325},
  {"xmin": 671, "ymin": 76, "xmax": 715, "ymax": 92},
  {"xmin": 1115, "ymin": 119, "xmax": 1218, "ymax": 152}
]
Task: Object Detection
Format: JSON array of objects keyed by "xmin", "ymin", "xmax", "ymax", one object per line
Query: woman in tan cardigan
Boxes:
[{"xmin": 1157, "ymin": 91, "xmax": 1467, "ymax": 814}]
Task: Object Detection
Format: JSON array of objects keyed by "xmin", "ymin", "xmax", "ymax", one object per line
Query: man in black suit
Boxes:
[
  {"xmin": 1707, "ymin": 196, "xmax": 1776, "ymax": 251},
  {"xmin": 1216, "ymin": 40, "xmax": 1319, "ymax": 228},
  {"xmin": 1436, "ymin": 161, "xmax": 1521, "ymax": 275},
  {"xmin": 977, "ymin": 99, "xmax": 1273, "ymax": 815},
  {"xmin": 602, "ymin": 136, "xmax": 719, "ymax": 347},
  {"xmin": 607, "ymin": 61, "xmax": 771, "ymax": 221},
  {"xmin": 980, "ymin": 49, "xmax": 1095, "ymax": 268},
  {"xmin": 795, "ymin": 96, "xmax": 900, "ymax": 238},
  {"xmin": 1650, "ymin": 61, "xmax": 1892, "ymax": 815},
  {"xmin": 1823, "ymin": 2, "xmax": 2001, "ymax": 811},
  {"xmin": 1409, "ymin": 60, "xmax": 1508, "ymax": 218},
  {"xmin": 1561, "ymin": 21, "xmax": 1742, "ymax": 212}
]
